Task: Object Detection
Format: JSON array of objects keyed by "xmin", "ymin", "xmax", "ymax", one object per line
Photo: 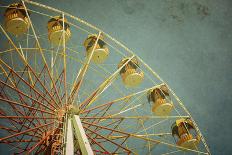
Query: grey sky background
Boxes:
[{"xmin": 1, "ymin": 0, "xmax": 232, "ymax": 154}]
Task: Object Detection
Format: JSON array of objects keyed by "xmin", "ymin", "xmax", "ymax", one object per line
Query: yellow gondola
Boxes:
[
  {"xmin": 47, "ymin": 16, "xmax": 71, "ymax": 45},
  {"xmin": 118, "ymin": 57, "xmax": 144, "ymax": 87},
  {"xmin": 171, "ymin": 118, "xmax": 200, "ymax": 150},
  {"xmin": 83, "ymin": 34, "xmax": 109, "ymax": 64},
  {"xmin": 147, "ymin": 84, "xmax": 173, "ymax": 116},
  {"xmin": 4, "ymin": 3, "xmax": 30, "ymax": 35}
]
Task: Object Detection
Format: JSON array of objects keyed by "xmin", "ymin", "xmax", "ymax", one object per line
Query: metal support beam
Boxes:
[
  {"xmin": 72, "ymin": 115, "xmax": 93, "ymax": 155},
  {"xmin": 65, "ymin": 119, "xmax": 74, "ymax": 155}
]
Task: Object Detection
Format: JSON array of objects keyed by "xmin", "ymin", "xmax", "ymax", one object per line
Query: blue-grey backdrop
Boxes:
[{"xmin": 1, "ymin": 0, "xmax": 232, "ymax": 154}]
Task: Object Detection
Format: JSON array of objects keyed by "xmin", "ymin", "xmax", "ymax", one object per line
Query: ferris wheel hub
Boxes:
[{"xmin": 67, "ymin": 104, "xmax": 80, "ymax": 115}]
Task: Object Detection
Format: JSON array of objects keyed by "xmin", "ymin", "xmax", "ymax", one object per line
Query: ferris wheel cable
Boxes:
[
  {"xmin": 0, "ymin": 71, "xmax": 26, "ymax": 117},
  {"xmin": 83, "ymin": 105, "xmax": 120, "ymax": 134},
  {"xmin": 113, "ymin": 135, "xmax": 130, "ymax": 154},
  {"xmin": 0, "ymin": 121, "xmax": 54, "ymax": 142},
  {"xmin": 81, "ymin": 116, "xmax": 189, "ymax": 119},
  {"xmin": 0, "ymin": 139, "xmax": 39, "ymax": 144},
  {"xmin": 0, "ymin": 116, "xmax": 56, "ymax": 119},
  {"xmin": 109, "ymin": 133, "xmax": 172, "ymax": 139},
  {"xmin": 22, "ymin": 0, "xmax": 127, "ymax": 57},
  {"xmin": 22, "ymin": 125, "xmax": 45, "ymax": 153},
  {"xmin": 79, "ymin": 55, "xmax": 135, "ymax": 110},
  {"xmin": 26, "ymin": 28, "xmax": 29, "ymax": 55},
  {"xmin": 21, "ymin": 0, "xmax": 137, "ymax": 60},
  {"xmin": 22, "ymin": 1, "xmax": 64, "ymax": 106},
  {"xmin": 111, "ymin": 103, "xmax": 142, "ymax": 117},
  {"xmin": 0, "ymin": 125, "xmax": 42, "ymax": 143},
  {"xmin": 138, "ymin": 117, "xmax": 152, "ymax": 154},
  {"xmin": 26, "ymin": 127, "xmax": 57, "ymax": 154},
  {"xmin": 19, "ymin": 5, "xmax": 93, "ymax": 36},
  {"xmin": 85, "ymin": 134, "xmax": 110, "ymax": 154},
  {"xmin": 51, "ymin": 36, "xmax": 63, "ymax": 69},
  {"xmin": 0, "ymin": 30, "xmax": 62, "ymax": 110},
  {"xmin": 0, "ymin": 79, "xmax": 56, "ymax": 112},
  {"xmin": 82, "ymin": 121, "xmax": 208, "ymax": 154},
  {"xmin": 82, "ymin": 125, "xmax": 132, "ymax": 154},
  {"xmin": 161, "ymin": 149, "xmax": 182, "ymax": 155},
  {"xmin": 2, "ymin": 63, "xmax": 59, "ymax": 112},
  {"xmin": 135, "ymin": 119, "xmax": 168, "ymax": 134},
  {"xmin": 115, "ymin": 91, "xmax": 145, "ymax": 116},
  {"xmin": 68, "ymin": 32, "xmax": 102, "ymax": 105},
  {"xmin": 0, "ymin": 101, "xmax": 53, "ymax": 131},
  {"xmin": 0, "ymin": 117, "xmax": 42, "ymax": 139},
  {"xmin": 19, "ymin": 0, "xmax": 188, "ymax": 127},
  {"xmin": 1, "ymin": 47, "xmax": 121, "ymax": 97},
  {"xmin": 0, "ymin": 87, "xmax": 45, "ymax": 130},
  {"xmin": 137, "ymin": 57, "xmax": 211, "ymax": 154},
  {"xmin": 1, "ymin": 97, "xmax": 53, "ymax": 135},
  {"xmin": 82, "ymin": 63, "xmax": 160, "ymax": 122},
  {"xmin": 61, "ymin": 12, "xmax": 68, "ymax": 108},
  {"xmin": 0, "ymin": 97, "xmax": 55, "ymax": 115},
  {"xmin": 80, "ymin": 83, "xmax": 163, "ymax": 114},
  {"xmin": 18, "ymin": 44, "xmax": 35, "ymax": 85}
]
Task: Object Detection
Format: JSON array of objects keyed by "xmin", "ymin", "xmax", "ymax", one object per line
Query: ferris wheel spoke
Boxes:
[
  {"xmin": 6, "ymin": 2, "xmax": 63, "ymax": 106},
  {"xmin": 161, "ymin": 149, "xmax": 183, "ymax": 155},
  {"xmin": 0, "ymin": 116, "xmax": 56, "ymax": 120},
  {"xmin": 81, "ymin": 83, "xmax": 163, "ymax": 115},
  {"xmin": 0, "ymin": 139, "xmax": 39, "ymax": 144},
  {"xmin": 0, "ymin": 97, "xmax": 55, "ymax": 115},
  {"xmin": 79, "ymin": 55, "xmax": 135, "ymax": 111},
  {"xmin": 83, "ymin": 121, "xmax": 208, "ymax": 154},
  {"xmin": 3, "ymin": 143, "xmax": 27, "ymax": 154},
  {"xmin": 82, "ymin": 120, "xmax": 131, "ymax": 144},
  {"xmin": 0, "ymin": 66, "xmax": 32, "ymax": 116},
  {"xmin": 85, "ymin": 134, "xmax": 110, "ymax": 154},
  {"xmin": 82, "ymin": 104, "xmax": 121, "ymax": 138},
  {"xmin": 0, "ymin": 60, "xmax": 60, "ymax": 110},
  {"xmin": 0, "ymin": 80, "xmax": 55, "ymax": 112},
  {"xmin": 0, "ymin": 110, "xmax": 32, "ymax": 137},
  {"xmin": 0, "ymin": 121, "xmax": 54, "ymax": 142},
  {"xmin": 0, "ymin": 88, "xmax": 26, "ymax": 119},
  {"xmin": 60, "ymin": 13, "xmax": 68, "ymax": 108},
  {"xmin": 0, "ymin": 127, "xmax": 41, "ymax": 143},
  {"xmin": 108, "ymin": 133, "xmax": 172, "ymax": 139},
  {"xmin": 0, "ymin": 38, "xmax": 62, "ymax": 110},
  {"xmin": 34, "ymin": 145, "xmax": 47, "ymax": 155},
  {"xmin": 85, "ymin": 118, "xmax": 123, "ymax": 139},
  {"xmin": 83, "ymin": 125, "xmax": 132, "ymax": 154},
  {"xmin": 26, "ymin": 127, "xmax": 56, "ymax": 154},
  {"xmin": 0, "ymin": 113, "xmax": 28, "ymax": 134},
  {"xmin": 0, "ymin": 73, "xmax": 44, "ymax": 121},
  {"xmin": 0, "ymin": 108, "xmax": 46, "ymax": 137},
  {"xmin": 68, "ymin": 32, "xmax": 102, "ymax": 105}
]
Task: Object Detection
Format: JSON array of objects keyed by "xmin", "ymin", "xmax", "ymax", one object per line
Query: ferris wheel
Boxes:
[{"xmin": 0, "ymin": 1, "xmax": 211, "ymax": 154}]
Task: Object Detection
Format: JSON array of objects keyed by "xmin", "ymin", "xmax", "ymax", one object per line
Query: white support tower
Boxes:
[
  {"xmin": 65, "ymin": 115, "xmax": 93, "ymax": 155},
  {"xmin": 65, "ymin": 119, "xmax": 74, "ymax": 155}
]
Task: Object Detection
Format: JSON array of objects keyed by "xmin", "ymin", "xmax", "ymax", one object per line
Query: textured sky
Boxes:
[
  {"xmin": 1, "ymin": 0, "xmax": 232, "ymax": 154},
  {"xmin": 35, "ymin": 0, "xmax": 231, "ymax": 154}
]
